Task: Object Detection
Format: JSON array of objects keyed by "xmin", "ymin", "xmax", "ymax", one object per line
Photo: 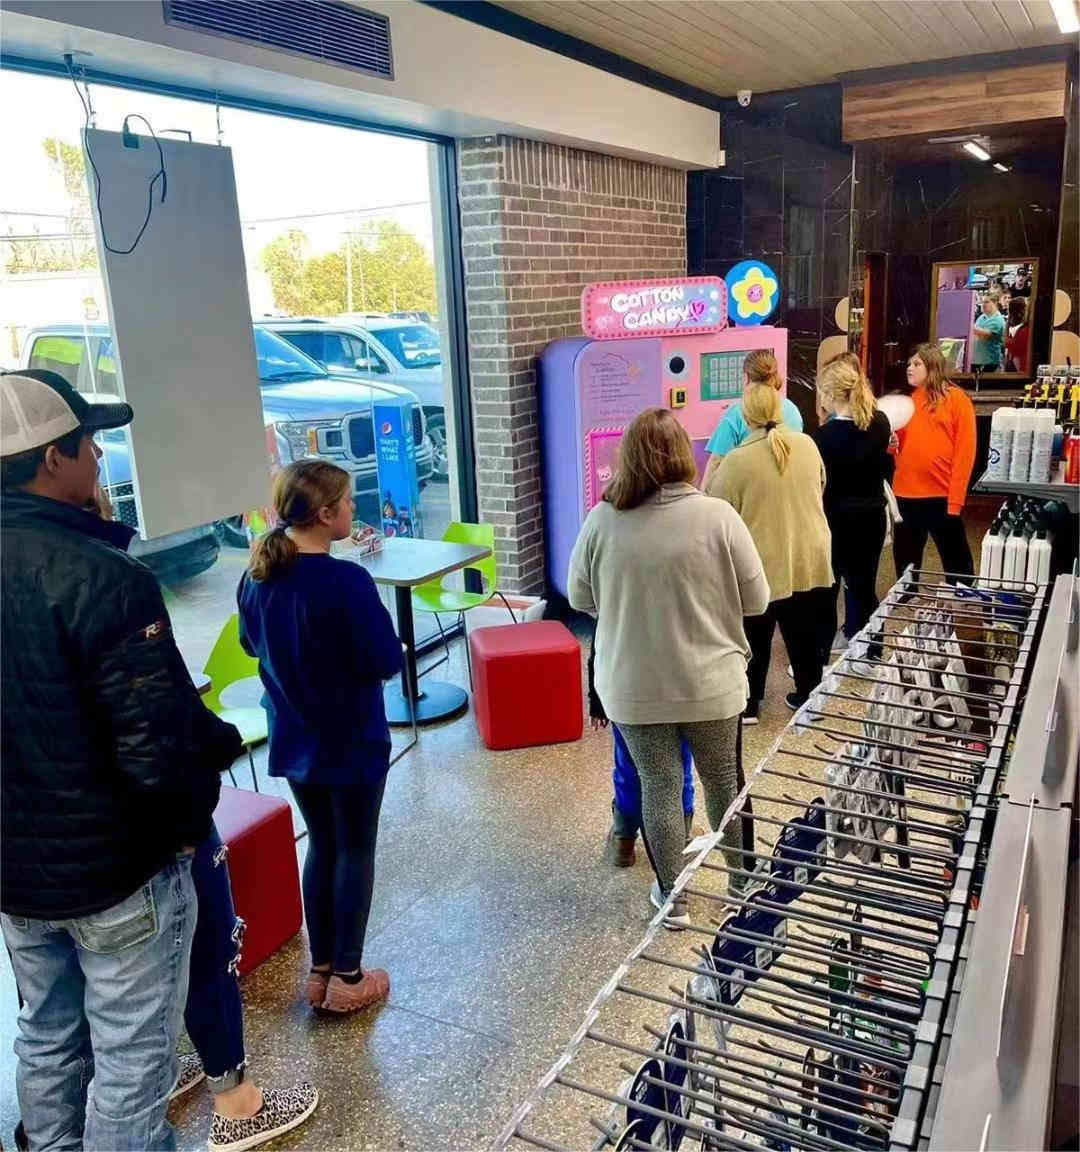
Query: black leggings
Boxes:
[
  {"xmin": 289, "ymin": 778, "xmax": 386, "ymax": 973},
  {"xmin": 892, "ymin": 497, "xmax": 974, "ymax": 583},
  {"xmin": 823, "ymin": 504, "xmax": 888, "ymax": 662},
  {"xmin": 745, "ymin": 586, "xmax": 834, "ymax": 706}
]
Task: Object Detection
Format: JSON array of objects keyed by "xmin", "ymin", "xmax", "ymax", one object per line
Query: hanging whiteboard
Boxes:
[{"xmin": 86, "ymin": 128, "xmax": 269, "ymax": 539}]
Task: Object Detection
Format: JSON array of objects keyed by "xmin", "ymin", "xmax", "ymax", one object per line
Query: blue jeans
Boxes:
[
  {"xmin": 185, "ymin": 825, "xmax": 246, "ymax": 1093},
  {"xmin": 1, "ymin": 857, "xmax": 196, "ymax": 1152}
]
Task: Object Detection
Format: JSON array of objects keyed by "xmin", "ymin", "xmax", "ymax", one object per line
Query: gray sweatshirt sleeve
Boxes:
[
  {"xmin": 567, "ymin": 512, "xmax": 598, "ymax": 616},
  {"xmin": 727, "ymin": 509, "xmax": 770, "ymax": 617}
]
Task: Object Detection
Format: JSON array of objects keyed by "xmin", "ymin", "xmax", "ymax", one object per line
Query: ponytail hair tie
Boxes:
[{"xmin": 764, "ymin": 421, "xmax": 778, "ymax": 432}]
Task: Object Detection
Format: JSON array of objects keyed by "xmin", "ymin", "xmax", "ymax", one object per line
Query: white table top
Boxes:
[{"xmin": 339, "ymin": 537, "xmax": 491, "ymax": 588}]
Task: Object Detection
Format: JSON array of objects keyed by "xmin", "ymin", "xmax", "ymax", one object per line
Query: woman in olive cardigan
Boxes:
[{"xmin": 707, "ymin": 383, "xmax": 834, "ymax": 718}]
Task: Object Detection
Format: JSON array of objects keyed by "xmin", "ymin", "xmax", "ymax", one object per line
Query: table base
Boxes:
[{"xmin": 385, "ymin": 681, "xmax": 469, "ymax": 726}]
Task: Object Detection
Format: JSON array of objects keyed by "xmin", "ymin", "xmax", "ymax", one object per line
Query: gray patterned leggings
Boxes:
[{"xmin": 615, "ymin": 716, "xmax": 742, "ymax": 893}]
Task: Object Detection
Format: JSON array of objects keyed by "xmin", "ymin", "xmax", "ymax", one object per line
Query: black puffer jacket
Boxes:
[{"xmin": 1, "ymin": 492, "xmax": 242, "ymax": 920}]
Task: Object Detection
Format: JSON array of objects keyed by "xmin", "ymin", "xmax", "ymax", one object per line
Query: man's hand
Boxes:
[{"xmin": 590, "ymin": 717, "xmax": 609, "ymax": 732}]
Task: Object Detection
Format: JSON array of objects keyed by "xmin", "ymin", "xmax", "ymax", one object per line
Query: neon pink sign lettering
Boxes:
[{"xmin": 582, "ymin": 276, "xmax": 727, "ymax": 340}]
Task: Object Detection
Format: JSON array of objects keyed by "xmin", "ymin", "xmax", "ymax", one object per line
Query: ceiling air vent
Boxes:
[{"xmin": 163, "ymin": 1, "xmax": 393, "ymax": 79}]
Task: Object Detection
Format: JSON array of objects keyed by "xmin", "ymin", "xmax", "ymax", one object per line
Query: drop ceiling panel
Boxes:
[{"xmin": 492, "ymin": 0, "xmax": 1074, "ymax": 95}]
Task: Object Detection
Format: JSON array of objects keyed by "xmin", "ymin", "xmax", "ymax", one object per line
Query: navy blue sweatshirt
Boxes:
[{"xmin": 238, "ymin": 554, "xmax": 402, "ymax": 787}]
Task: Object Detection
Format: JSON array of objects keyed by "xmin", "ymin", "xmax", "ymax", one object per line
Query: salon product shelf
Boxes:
[{"xmin": 974, "ymin": 462, "xmax": 1078, "ymax": 511}]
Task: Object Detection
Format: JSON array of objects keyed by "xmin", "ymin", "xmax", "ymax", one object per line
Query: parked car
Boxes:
[
  {"xmin": 21, "ymin": 324, "xmax": 434, "ymax": 578},
  {"xmin": 262, "ymin": 316, "xmax": 449, "ymax": 480}
]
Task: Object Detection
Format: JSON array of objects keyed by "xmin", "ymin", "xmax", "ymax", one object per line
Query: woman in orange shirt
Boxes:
[{"xmin": 892, "ymin": 342, "xmax": 977, "ymax": 582}]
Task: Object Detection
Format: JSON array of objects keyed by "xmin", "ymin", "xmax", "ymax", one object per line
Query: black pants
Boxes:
[
  {"xmin": 892, "ymin": 497, "xmax": 974, "ymax": 583},
  {"xmin": 829, "ymin": 504, "xmax": 887, "ymax": 646},
  {"xmin": 289, "ymin": 777, "xmax": 386, "ymax": 972},
  {"xmin": 745, "ymin": 587, "xmax": 833, "ymax": 706}
]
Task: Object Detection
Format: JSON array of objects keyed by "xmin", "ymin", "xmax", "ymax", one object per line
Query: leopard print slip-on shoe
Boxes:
[{"xmin": 208, "ymin": 1083, "xmax": 318, "ymax": 1152}]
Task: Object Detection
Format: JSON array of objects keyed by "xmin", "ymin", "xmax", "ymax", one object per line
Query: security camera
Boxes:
[{"xmin": 737, "ymin": 89, "xmax": 752, "ymax": 108}]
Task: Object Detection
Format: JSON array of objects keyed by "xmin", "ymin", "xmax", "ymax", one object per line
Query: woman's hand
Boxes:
[
  {"xmin": 888, "ymin": 432, "xmax": 899, "ymax": 454},
  {"xmin": 590, "ymin": 717, "xmax": 609, "ymax": 732}
]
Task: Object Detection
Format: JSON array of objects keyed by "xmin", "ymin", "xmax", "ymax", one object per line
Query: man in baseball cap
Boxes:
[{"xmin": 1, "ymin": 369, "xmax": 242, "ymax": 1150}]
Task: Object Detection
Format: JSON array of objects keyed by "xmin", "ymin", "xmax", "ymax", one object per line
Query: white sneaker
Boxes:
[{"xmin": 649, "ymin": 881, "xmax": 690, "ymax": 931}]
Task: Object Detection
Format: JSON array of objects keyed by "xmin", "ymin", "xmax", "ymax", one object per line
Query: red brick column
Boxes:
[{"xmin": 458, "ymin": 136, "xmax": 686, "ymax": 593}]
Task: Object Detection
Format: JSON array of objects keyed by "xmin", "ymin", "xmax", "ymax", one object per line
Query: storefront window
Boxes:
[{"xmin": 1, "ymin": 68, "xmax": 467, "ymax": 657}]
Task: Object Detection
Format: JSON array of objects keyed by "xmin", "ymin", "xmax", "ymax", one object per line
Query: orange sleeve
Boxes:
[{"xmin": 947, "ymin": 390, "xmax": 977, "ymax": 515}]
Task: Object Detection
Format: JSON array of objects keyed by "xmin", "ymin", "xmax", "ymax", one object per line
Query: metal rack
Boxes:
[{"xmin": 493, "ymin": 567, "xmax": 1050, "ymax": 1152}]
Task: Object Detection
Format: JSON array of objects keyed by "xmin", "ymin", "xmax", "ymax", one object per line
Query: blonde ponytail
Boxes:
[
  {"xmin": 247, "ymin": 459, "xmax": 351, "ymax": 583},
  {"xmin": 817, "ymin": 358, "xmax": 877, "ymax": 431},
  {"xmin": 742, "ymin": 382, "xmax": 793, "ymax": 473}
]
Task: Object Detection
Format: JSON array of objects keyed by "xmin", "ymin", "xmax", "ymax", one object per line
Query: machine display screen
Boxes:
[{"xmin": 700, "ymin": 351, "xmax": 744, "ymax": 401}]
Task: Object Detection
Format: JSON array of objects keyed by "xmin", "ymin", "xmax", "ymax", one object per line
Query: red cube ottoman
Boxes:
[
  {"xmin": 213, "ymin": 786, "xmax": 302, "ymax": 975},
  {"xmin": 469, "ymin": 621, "xmax": 583, "ymax": 750}
]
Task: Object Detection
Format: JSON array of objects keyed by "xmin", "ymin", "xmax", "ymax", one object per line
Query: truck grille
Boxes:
[
  {"xmin": 346, "ymin": 408, "xmax": 423, "ymax": 459},
  {"xmin": 347, "ymin": 414, "xmax": 374, "ymax": 460}
]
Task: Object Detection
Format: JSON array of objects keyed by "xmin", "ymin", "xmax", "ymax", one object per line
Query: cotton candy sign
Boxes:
[{"xmin": 581, "ymin": 276, "xmax": 728, "ymax": 340}]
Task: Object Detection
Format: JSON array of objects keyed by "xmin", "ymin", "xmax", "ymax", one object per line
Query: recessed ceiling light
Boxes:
[
  {"xmin": 993, "ymin": 162, "xmax": 1010, "ymax": 172},
  {"xmin": 964, "ymin": 141, "xmax": 991, "ymax": 161},
  {"xmin": 1049, "ymin": 0, "xmax": 1080, "ymax": 34}
]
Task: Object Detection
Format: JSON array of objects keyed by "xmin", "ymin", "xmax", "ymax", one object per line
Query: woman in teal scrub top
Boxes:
[
  {"xmin": 971, "ymin": 290, "xmax": 1006, "ymax": 372},
  {"xmin": 701, "ymin": 349, "xmax": 802, "ymax": 489}
]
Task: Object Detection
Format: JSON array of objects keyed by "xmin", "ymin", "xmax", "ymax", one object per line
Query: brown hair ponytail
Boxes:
[
  {"xmin": 248, "ymin": 460, "xmax": 351, "ymax": 582},
  {"xmin": 743, "ymin": 348, "xmax": 782, "ymax": 391}
]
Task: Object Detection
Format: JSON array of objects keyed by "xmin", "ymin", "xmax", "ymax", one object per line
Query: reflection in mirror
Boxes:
[{"xmin": 930, "ymin": 258, "xmax": 1038, "ymax": 379}]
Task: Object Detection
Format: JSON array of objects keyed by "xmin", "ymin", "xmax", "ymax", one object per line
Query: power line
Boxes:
[{"xmin": 240, "ymin": 200, "xmax": 430, "ymax": 224}]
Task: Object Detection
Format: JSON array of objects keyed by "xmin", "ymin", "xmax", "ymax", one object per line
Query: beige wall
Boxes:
[{"xmin": 2, "ymin": 0, "xmax": 720, "ymax": 168}]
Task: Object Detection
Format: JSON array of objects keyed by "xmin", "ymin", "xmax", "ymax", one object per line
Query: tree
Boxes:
[
  {"xmin": 260, "ymin": 218, "xmax": 437, "ymax": 317},
  {"xmin": 3, "ymin": 136, "xmax": 97, "ymax": 274}
]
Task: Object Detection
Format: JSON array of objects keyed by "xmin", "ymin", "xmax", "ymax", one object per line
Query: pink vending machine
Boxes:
[{"xmin": 539, "ymin": 264, "xmax": 788, "ymax": 597}]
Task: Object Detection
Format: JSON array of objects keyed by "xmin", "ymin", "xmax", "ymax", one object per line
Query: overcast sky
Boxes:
[{"xmin": 0, "ymin": 68, "xmax": 436, "ymax": 256}]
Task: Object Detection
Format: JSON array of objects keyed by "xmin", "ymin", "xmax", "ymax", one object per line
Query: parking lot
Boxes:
[{"xmin": 172, "ymin": 479, "xmax": 452, "ymax": 673}]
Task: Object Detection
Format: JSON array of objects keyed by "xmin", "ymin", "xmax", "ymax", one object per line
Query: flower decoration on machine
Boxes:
[{"xmin": 725, "ymin": 260, "xmax": 780, "ymax": 326}]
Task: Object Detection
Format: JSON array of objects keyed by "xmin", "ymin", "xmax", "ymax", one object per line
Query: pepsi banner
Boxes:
[{"xmin": 373, "ymin": 397, "xmax": 422, "ymax": 539}]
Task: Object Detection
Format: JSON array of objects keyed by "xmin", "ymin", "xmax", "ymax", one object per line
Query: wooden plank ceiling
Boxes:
[{"xmin": 490, "ymin": 1, "xmax": 1074, "ymax": 96}]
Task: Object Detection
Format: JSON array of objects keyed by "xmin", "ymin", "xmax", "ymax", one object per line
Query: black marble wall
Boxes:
[
  {"xmin": 1055, "ymin": 65, "xmax": 1078, "ymax": 340},
  {"xmin": 850, "ymin": 133, "xmax": 1066, "ymax": 388},
  {"xmin": 688, "ymin": 86, "xmax": 853, "ymax": 428}
]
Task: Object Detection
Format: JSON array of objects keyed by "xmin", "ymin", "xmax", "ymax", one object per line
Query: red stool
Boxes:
[
  {"xmin": 469, "ymin": 621, "xmax": 583, "ymax": 750},
  {"xmin": 213, "ymin": 786, "xmax": 302, "ymax": 975}
]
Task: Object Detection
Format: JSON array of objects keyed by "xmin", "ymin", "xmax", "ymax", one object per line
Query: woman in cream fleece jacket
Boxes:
[{"xmin": 568, "ymin": 408, "xmax": 769, "ymax": 925}]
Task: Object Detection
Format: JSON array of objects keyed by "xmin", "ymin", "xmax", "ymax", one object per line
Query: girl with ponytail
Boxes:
[
  {"xmin": 238, "ymin": 460, "xmax": 402, "ymax": 1014},
  {"xmin": 706, "ymin": 382, "xmax": 833, "ymax": 720},
  {"xmin": 814, "ymin": 356, "xmax": 894, "ymax": 653},
  {"xmin": 701, "ymin": 349, "xmax": 803, "ymax": 489}
]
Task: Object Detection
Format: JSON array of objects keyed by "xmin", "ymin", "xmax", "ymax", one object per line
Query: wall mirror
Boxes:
[{"xmin": 930, "ymin": 258, "xmax": 1038, "ymax": 379}]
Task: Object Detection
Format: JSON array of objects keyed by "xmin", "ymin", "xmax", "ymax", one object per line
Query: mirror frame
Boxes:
[{"xmin": 928, "ymin": 257, "xmax": 1039, "ymax": 380}]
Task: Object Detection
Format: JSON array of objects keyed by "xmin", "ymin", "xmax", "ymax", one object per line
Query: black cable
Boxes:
[{"xmin": 64, "ymin": 54, "xmax": 168, "ymax": 256}]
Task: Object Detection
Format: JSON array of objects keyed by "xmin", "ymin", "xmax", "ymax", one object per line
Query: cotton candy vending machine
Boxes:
[{"xmin": 539, "ymin": 263, "xmax": 787, "ymax": 598}]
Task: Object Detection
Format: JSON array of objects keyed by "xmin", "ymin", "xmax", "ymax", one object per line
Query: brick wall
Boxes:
[{"xmin": 459, "ymin": 136, "xmax": 686, "ymax": 593}]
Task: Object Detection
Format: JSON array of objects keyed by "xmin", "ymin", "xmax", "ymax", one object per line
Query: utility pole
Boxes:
[{"xmin": 345, "ymin": 230, "xmax": 353, "ymax": 313}]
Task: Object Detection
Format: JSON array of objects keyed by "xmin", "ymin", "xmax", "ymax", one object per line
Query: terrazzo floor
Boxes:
[{"xmin": 0, "ymin": 504, "xmax": 996, "ymax": 1151}]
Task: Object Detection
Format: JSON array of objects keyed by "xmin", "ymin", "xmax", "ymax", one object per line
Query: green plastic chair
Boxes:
[
  {"xmin": 411, "ymin": 522, "xmax": 516, "ymax": 687},
  {"xmin": 202, "ymin": 614, "xmax": 267, "ymax": 791}
]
